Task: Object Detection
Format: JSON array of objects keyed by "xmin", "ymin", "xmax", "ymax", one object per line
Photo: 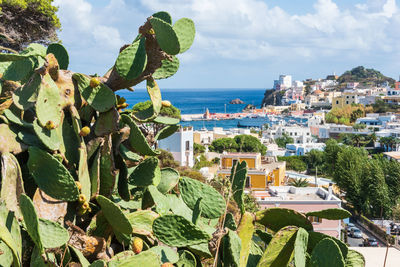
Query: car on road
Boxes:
[
  {"xmin": 350, "ymin": 228, "xmax": 363, "ymax": 238},
  {"xmin": 346, "ymin": 223, "xmax": 356, "ymax": 234},
  {"xmin": 362, "ymin": 237, "xmax": 379, "ymax": 247}
]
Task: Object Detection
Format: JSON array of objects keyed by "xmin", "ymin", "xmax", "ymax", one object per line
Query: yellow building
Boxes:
[
  {"xmin": 217, "ymin": 152, "xmax": 286, "ymax": 189},
  {"xmin": 332, "ymin": 92, "xmax": 358, "ymax": 109}
]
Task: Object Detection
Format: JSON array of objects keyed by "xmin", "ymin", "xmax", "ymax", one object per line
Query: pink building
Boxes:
[{"xmin": 252, "ymin": 186, "xmax": 342, "ymax": 238}]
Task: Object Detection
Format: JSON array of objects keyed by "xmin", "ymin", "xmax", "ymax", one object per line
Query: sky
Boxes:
[{"xmin": 54, "ymin": 0, "xmax": 400, "ymax": 89}]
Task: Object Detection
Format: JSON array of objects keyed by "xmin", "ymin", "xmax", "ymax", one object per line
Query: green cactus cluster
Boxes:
[{"xmin": 0, "ymin": 11, "xmax": 365, "ymax": 267}]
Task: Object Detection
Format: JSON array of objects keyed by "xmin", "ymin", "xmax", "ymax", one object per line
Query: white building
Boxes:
[
  {"xmin": 285, "ymin": 143, "xmax": 326, "ymax": 156},
  {"xmin": 279, "ymin": 75, "xmax": 292, "ymax": 89},
  {"xmin": 263, "ymin": 125, "xmax": 314, "ymax": 144},
  {"xmin": 292, "ymin": 80, "xmax": 304, "ymax": 88},
  {"xmin": 158, "ymin": 126, "xmax": 194, "ymax": 167}
]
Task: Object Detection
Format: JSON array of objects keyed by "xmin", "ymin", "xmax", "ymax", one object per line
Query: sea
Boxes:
[{"xmin": 118, "ymin": 88, "xmax": 266, "ymax": 130}]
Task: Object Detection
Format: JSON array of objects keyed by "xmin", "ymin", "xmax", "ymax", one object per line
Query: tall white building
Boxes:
[
  {"xmin": 158, "ymin": 126, "xmax": 194, "ymax": 167},
  {"xmin": 263, "ymin": 125, "xmax": 314, "ymax": 144},
  {"xmin": 279, "ymin": 75, "xmax": 292, "ymax": 89}
]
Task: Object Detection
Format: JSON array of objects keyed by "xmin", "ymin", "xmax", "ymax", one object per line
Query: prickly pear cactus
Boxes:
[{"xmin": 0, "ymin": 11, "xmax": 354, "ymax": 267}]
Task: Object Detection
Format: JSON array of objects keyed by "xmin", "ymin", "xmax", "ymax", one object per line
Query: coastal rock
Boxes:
[
  {"xmin": 243, "ymin": 104, "xmax": 255, "ymax": 111},
  {"xmin": 261, "ymin": 89, "xmax": 283, "ymax": 107},
  {"xmin": 229, "ymin": 98, "xmax": 244, "ymax": 104}
]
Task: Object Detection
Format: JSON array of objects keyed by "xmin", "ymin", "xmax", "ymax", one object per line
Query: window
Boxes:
[
  {"xmin": 308, "ymin": 216, "xmax": 322, "ymax": 223},
  {"xmin": 185, "ymin": 141, "xmax": 190, "ymax": 151},
  {"xmin": 346, "ymin": 96, "xmax": 349, "ymax": 99},
  {"xmin": 245, "ymin": 176, "xmax": 250, "ymax": 188},
  {"xmin": 352, "ymin": 96, "xmax": 355, "ymax": 99},
  {"xmin": 336, "ymin": 100, "xmax": 339, "ymax": 104},
  {"xmin": 346, "ymin": 101, "xmax": 349, "ymax": 104},
  {"xmin": 233, "ymin": 159, "xmax": 238, "ymax": 167}
]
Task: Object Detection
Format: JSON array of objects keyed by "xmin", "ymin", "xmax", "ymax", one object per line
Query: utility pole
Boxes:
[{"xmin": 315, "ymin": 165, "xmax": 318, "ymax": 187}]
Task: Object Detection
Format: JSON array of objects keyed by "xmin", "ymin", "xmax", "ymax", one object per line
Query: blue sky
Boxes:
[{"xmin": 54, "ymin": 0, "xmax": 400, "ymax": 89}]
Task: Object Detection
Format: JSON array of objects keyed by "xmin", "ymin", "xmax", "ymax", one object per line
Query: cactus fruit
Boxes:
[
  {"xmin": 89, "ymin": 77, "xmax": 101, "ymax": 88},
  {"xmin": 46, "ymin": 43, "xmax": 69, "ymax": 70},
  {"xmin": 161, "ymin": 263, "xmax": 174, "ymax": 267},
  {"xmin": 152, "ymin": 214, "xmax": 211, "ymax": 247},
  {"xmin": 78, "ymin": 194, "xmax": 87, "ymax": 203},
  {"xmin": 162, "ymin": 100, "xmax": 171, "ymax": 107},
  {"xmin": 132, "ymin": 237, "xmax": 143, "ymax": 254},
  {"xmin": 80, "ymin": 126, "xmax": 91, "ymax": 136},
  {"xmin": 179, "ymin": 176, "xmax": 226, "ymax": 219},
  {"xmin": 27, "ymin": 146, "xmax": 79, "ymax": 201},
  {"xmin": 115, "ymin": 38, "xmax": 147, "ymax": 80},
  {"xmin": 75, "ymin": 181, "xmax": 82, "ymax": 191},
  {"xmin": 310, "ymin": 238, "xmax": 345, "ymax": 267},
  {"xmin": 45, "ymin": 120, "xmax": 56, "ymax": 129},
  {"xmin": 150, "ymin": 17, "xmax": 180, "ymax": 55}
]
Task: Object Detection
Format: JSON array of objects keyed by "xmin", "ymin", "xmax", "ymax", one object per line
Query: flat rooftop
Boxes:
[
  {"xmin": 351, "ymin": 247, "xmax": 400, "ymax": 267},
  {"xmin": 383, "ymin": 151, "xmax": 400, "ymax": 160},
  {"xmin": 250, "ymin": 186, "xmax": 341, "ymax": 202}
]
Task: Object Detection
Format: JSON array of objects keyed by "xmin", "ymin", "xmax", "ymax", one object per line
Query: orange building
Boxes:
[{"xmin": 217, "ymin": 152, "xmax": 286, "ymax": 189}]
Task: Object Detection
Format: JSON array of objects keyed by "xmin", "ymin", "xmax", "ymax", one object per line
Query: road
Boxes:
[{"xmin": 347, "ymin": 220, "xmax": 386, "ymax": 248}]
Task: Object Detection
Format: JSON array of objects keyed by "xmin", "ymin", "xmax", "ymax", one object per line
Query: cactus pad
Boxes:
[
  {"xmin": 345, "ymin": 250, "xmax": 365, "ymax": 267},
  {"xmin": 257, "ymin": 226, "xmax": 298, "ymax": 267},
  {"xmin": 305, "ymin": 208, "xmax": 351, "ymax": 220},
  {"xmin": 222, "ymin": 230, "xmax": 241, "ymax": 267},
  {"xmin": 47, "ymin": 43, "xmax": 69, "ymax": 69},
  {"xmin": 237, "ymin": 212, "xmax": 254, "ymax": 267},
  {"xmin": 224, "ymin": 213, "xmax": 237, "ymax": 230},
  {"xmin": 149, "ymin": 245, "xmax": 179, "ymax": 263},
  {"xmin": 115, "ymin": 38, "xmax": 147, "ymax": 80},
  {"xmin": 255, "ymin": 229, "xmax": 272, "ymax": 246},
  {"xmin": 255, "ymin": 208, "xmax": 313, "ymax": 232},
  {"xmin": 179, "ymin": 176, "xmax": 226, "ymax": 219},
  {"xmin": 129, "ymin": 157, "xmax": 161, "ymax": 187},
  {"xmin": 27, "ymin": 146, "xmax": 79, "ymax": 201},
  {"xmin": 0, "ymin": 224, "xmax": 21, "ymax": 267},
  {"xmin": 38, "ymin": 218, "xmax": 69, "ymax": 248},
  {"xmin": 176, "ymin": 250, "xmax": 196, "ymax": 267},
  {"xmin": 310, "ymin": 238, "xmax": 345, "ymax": 267},
  {"xmin": 152, "ymin": 214, "xmax": 211, "ymax": 247},
  {"xmin": 0, "ymin": 153, "xmax": 24, "ymax": 218},
  {"xmin": 154, "ymin": 116, "xmax": 180, "ymax": 125},
  {"xmin": 294, "ymin": 228, "xmax": 309, "ymax": 267},
  {"xmin": 111, "ymin": 250, "xmax": 161, "ymax": 267},
  {"xmin": 12, "ymin": 72, "xmax": 41, "ymax": 110},
  {"xmin": 2, "ymin": 57, "xmax": 36, "ymax": 82},
  {"xmin": 20, "ymin": 194, "xmax": 42, "ymax": 251},
  {"xmin": 307, "ymin": 231, "xmax": 348, "ymax": 259},
  {"xmin": 231, "ymin": 160, "xmax": 248, "ymax": 214},
  {"xmin": 0, "ymin": 124, "xmax": 25, "ymax": 154},
  {"xmin": 36, "ymin": 73, "xmax": 63, "ymax": 128},
  {"xmin": 126, "ymin": 210, "xmax": 159, "ymax": 236},
  {"xmin": 173, "ymin": 18, "xmax": 195, "ymax": 53},
  {"xmin": 153, "ymin": 56, "xmax": 179, "ymax": 80},
  {"xmin": 72, "ymin": 73, "xmax": 116, "ymax": 112},
  {"xmin": 152, "ymin": 11, "xmax": 172, "ymax": 24},
  {"xmin": 155, "ymin": 124, "xmax": 179, "ymax": 141},
  {"xmin": 94, "ymin": 108, "xmax": 119, "ymax": 136},
  {"xmin": 32, "ymin": 119, "xmax": 61, "ymax": 151},
  {"xmin": 146, "ymin": 185, "xmax": 170, "ymax": 215},
  {"xmin": 96, "ymin": 195, "xmax": 133, "ymax": 235},
  {"xmin": 150, "ymin": 17, "xmax": 180, "ymax": 55},
  {"xmin": 157, "ymin": 168, "xmax": 180, "ymax": 194},
  {"xmin": 120, "ymin": 114, "xmax": 160, "ymax": 156}
]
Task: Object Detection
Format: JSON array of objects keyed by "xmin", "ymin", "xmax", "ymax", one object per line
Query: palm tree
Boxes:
[{"xmin": 288, "ymin": 178, "xmax": 309, "ymax": 187}]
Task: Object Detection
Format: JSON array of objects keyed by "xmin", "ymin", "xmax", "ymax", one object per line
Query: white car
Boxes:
[{"xmin": 350, "ymin": 228, "xmax": 363, "ymax": 238}]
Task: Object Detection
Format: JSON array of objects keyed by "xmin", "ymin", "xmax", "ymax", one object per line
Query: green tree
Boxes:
[
  {"xmin": 360, "ymin": 159, "xmax": 391, "ymax": 217},
  {"xmin": 381, "ymin": 159, "xmax": 400, "ymax": 205},
  {"xmin": 194, "ymin": 143, "xmax": 205, "ymax": 155},
  {"xmin": 275, "ymin": 133, "xmax": 294, "ymax": 148},
  {"xmin": 234, "ymin": 134, "xmax": 267, "ymax": 155},
  {"xmin": 350, "ymin": 109, "xmax": 364, "ymax": 123},
  {"xmin": 305, "ymin": 149, "xmax": 324, "ymax": 175},
  {"xmin": 323, "ymin": 139, "xmax": 343, "ymax": 177},
  {"xmin": 0, "ymin": 0, "xmax": 60, "ymax": 52},
  {"xmin": 278, "ymin": 156, "xmax": 307, "ymax": 172},
  {"xmin": 372, "ymin": 99, "xmax": 389, "ymax": 113},
  {"xmin": 157, "ymin": 149, "xmax": 179, "ymax": 168},
  {"xmin": 352, "ymin": 123, "xmax": 366, "ymax": 131},
  {"xmin": 209, "ymin": 137, "xmax": 238, "ymax": 153}
]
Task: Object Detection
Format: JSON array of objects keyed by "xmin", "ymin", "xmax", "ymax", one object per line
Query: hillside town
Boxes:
[{"xmin": 157, "ymin": 66, "xmax": 400, "ymax": 263}]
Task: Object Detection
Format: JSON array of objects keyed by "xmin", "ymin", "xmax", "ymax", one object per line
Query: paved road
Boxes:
[{"xmin": 347, "ymin": 220, "xmax": 386, "ymax": 248}]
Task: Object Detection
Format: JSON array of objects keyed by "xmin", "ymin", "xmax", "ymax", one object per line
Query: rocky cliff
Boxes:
[{"xmin": 260, "ymin": 89, "xmax": 283, "ymax": 107}]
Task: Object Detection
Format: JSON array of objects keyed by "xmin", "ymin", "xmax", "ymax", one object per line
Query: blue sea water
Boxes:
[{"xmin": 118, "ymin": 88, "xmax": 266, "ymax": 130}]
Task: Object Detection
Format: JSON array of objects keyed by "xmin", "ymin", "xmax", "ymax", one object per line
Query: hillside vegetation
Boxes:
[{"xmin": 337, "ymin": 66, "xmax": 395, "ymax": 85}]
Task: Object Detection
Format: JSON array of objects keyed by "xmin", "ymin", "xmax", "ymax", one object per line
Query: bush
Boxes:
[{"xmin": 277, "ymin": 156, "xmax": 307, "ymax": 172}]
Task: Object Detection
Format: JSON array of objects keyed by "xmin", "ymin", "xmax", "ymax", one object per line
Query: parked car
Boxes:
[
  {"xmin": 350, "ymin": 228, "xmax": 363, "ymax": 238},
  {"xmin": 362, "ymin": 237, "xmax": 379, "ymax": 247},
  {"xmin": 346, "ymin": 223, "xmax": 355, "ymax": 234}
]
